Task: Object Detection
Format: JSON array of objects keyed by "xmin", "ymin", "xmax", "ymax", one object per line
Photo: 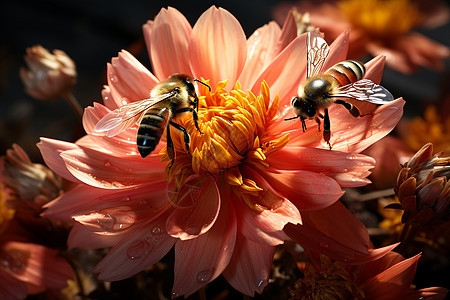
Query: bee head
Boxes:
[{"xmin": 291, "ymin": 96, "xmax": 317, "ymax": 118}]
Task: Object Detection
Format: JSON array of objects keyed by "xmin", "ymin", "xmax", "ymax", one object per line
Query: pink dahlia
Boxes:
[{"xmin": 39, "ymin": 6, "xmax": 404, "ymax": 297}]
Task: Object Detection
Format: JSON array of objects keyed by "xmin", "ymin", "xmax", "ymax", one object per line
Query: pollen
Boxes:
[
  {"xmin": 163, "ymin": 79, "xmax": 289, "ymax": 211},
  {"xmin": 338, "ymin": 0, "xmax": 422, "ymax": 41}
]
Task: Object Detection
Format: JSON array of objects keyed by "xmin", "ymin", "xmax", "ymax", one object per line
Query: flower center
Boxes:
[
  {"xmin": 291, "ymin": 256, "xmax": 365, "ymax": 300},
  {"xmin": 338, "ymin": 0, "xmax": 422, "ymax": 41}
]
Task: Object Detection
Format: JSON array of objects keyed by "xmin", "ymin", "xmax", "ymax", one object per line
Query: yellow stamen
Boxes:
[{"xmin": 338, "ymin": 0, "xmax": 422, "ymax": 41}]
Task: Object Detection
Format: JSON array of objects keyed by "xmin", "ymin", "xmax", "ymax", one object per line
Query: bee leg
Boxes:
[
  {"xmin": 335, "ymin": 100, "xmax": 372, "ymax": 118},
  {"xmin": 166, "ymin": 126, "xmax": 175, "ymax": 168},
  {"xmin": 323, "ymin": 108, "xmax": 332, "ymax": 149},
  {"xmin": 169, "ymin": 121, "xmax": 192, "ymax": 157},
  {"xmin": 315, "ymin": 115, "xmax": 322, "ymax": 132},
  {"xmin": 175, "ymin": 107, "xmax": 203, "ymax": 134},
  {"xmin": 301, "ymin": 117, "xmax": 307, "ymax": 132}
]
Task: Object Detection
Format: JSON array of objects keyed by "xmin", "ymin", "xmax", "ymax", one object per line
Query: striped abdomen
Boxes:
[
  {"xmin": 324, "ymin": 60, "xmax": 365, "ymax": 87},
  {"xmin": 136, "ymin": 106, "xmax": 169, "ymax": 158}
]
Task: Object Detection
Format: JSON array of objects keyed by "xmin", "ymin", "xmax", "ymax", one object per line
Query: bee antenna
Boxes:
[{"xmin": 194, "ymin": 79, "xmax": 211, "ymax": 92}]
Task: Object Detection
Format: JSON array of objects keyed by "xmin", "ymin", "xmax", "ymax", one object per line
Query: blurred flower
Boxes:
[
  {"xmin": 39, "ymin": 6, "xmax": 404, "ymax": 297},
  {"xmin": 2, "ymin": 144, "xmax": 62, "ymax": 211},
  {"xmin": 20, "ymin": 45, "xmax": 77, "ymax": 101},
  {"xmin": 290, "ymin": 250, "xmax": 448, "ymax": 300},
  {"xmin": 0, "ymin": 178, "xmax": 74, "ymax": 299},
  {"xmin": 399, "ymin": 105, "xmax": 450, "ymax": 154},
  {"xmin": 272, "ymin": 0, "xmax": 450, "ymax": 73}
]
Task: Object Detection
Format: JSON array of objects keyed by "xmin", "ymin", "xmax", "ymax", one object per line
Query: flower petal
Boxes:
[
  {"xmin": 144, "ymin": 7, "xmax": 193, "ymax": 80},
  {"xmin": 189, "ymin": 6, "xmax": 247, "ymax": 89},
  {"xmin": 0, "ymin": 270, "xmax": 26, "ymax": 300},
  {"xmin": 321, "ymin": 31, "xmax": 350, "ymax": 73},
  {"xmin": 59, "ymin": 146, "xmax": 166, "ymax": 189},
  {"xmin": 166, "ymin": 176, "xmax": 220, "ymax": 240},
  {"xmin": 68, "ymin": 223, "xmax": 123, "ymax": 249},
  {"xmin": 364, "ymin": 55, "xmax": 386, "ymax": 84},
  {"xmin": 239, "ymin": 21, "xmax": 281, "ymax": 88},
  {"xmin": 37, "ymin": 137, "xmax": 82, "ymax": 183},
  {"xmin": 172, "ymin": 199, "xmax": 237, "ymax": 298},
  {"xmin": 251, "ymin": 34, "xmax": 308, "ymax": 106},
  {"xmin": 284, "ymin": 201, "xmax": 371, "ymax": 262},
  {"xmin": 262, "ymin": 168, "xmax": 343, "ymax": 211},
  {"xmin": 107, "ymin": 50, "xmax": 158, "ymax": 109},
  {"xmin": 223, "ymin": 233, "xmax": 275, "ymax": 296},
  {"xmin": 93, "ymin": 210, "xmax": 176, "ymax": 281},
  {"xmin": 267, "ymin": 146, "xmax": 375, "ymax": 187}
]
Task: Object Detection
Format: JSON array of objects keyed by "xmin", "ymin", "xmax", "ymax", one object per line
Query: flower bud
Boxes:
[{"xmin": 20, "ymin": 45, "xmax": 77, "ymax": 101}]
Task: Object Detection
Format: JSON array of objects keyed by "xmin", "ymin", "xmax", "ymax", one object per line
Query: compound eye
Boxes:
[{"xmin": 185, "ymin": 81, "xmax": 195, "ymax": 93}]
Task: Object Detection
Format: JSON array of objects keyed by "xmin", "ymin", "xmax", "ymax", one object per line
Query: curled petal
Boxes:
[
  {"xmin": 172, "ymin": 199, "xmax": 237, "ymax": 298},
  {"xmin": 166, "ymin": 176, "xmax": 220, "ymax": 240},
  {"xmin": 189, "ymin": 6, "xmax": 247, "ymax": 89},
  {"xmin": 144, "ymin": 7, "xmax": 192, "ymax": 80},
  {"xmin": 68, "ymin": 223, "xmax": 123, "ymax": 249},
  {"xmin": 223, "ymin": 233, "xmax": 275, "ymax": 296}
]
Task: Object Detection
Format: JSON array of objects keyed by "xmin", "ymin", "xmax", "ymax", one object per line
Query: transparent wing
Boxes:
[
  {"xmin": 330, "ymin": 79, "xmax": 395, "ymax": 104},
  {"xmin": 94, "ymin": 91, "xmax": 175, "ymax": 137},
  {"xmin": 307, "ymin": 31, "xmax": 329, "ymax": 78}
]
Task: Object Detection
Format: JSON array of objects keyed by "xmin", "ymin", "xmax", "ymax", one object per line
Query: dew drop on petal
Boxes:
[
  {"xmin": 151, "ymin": 227, "xmax": 162, "ymax": 235},
  {"xmin": 127, "ymin": 240, "xmax": 153, "ymax": 260},
  {"xmin": 196, "ymin": 269, "xmax": 214, "ymax": 283},
  {"xmin": 104, "ymin": 160, "xmax": 111, "ymax": 167}
]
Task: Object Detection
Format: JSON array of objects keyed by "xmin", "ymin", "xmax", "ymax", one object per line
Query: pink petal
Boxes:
[
  {"xmin": 93, "ymin": 211, "xmax": 176, "ymax": 281},
  {"xmin": 59, "ymin": 146, "xmax": 166, "ymax": 189},
  {"xmin": 172, "ymin": 199, "xmax": 237, "ymax": 298},
  {"xmin": 284, "ymin": 201, "xmax": 371, "ymax": 262},
  {"xmin": 239, "ymin": 21, "xmax": 281, "ymax": 88},
  {"xmin": 1, "ymin": 241, "xmax": 74, "ymax": 289},
  {"xmin": 261, "ymin": 168, "xmax": 344, "ymax": 211},
  {"xmin": 43, "ymin": 182, "xmax": 170, "ymax": 223},
  {"xmin": 274, "ymin": 8, "xmax": 299, "ymax": 55},
  {"xmin": 321, "ymin": 31, "xmax": 350, "ymax": 73},
  {"xmin": 417, "ymin": 287, "xmax": 449, "ymax": 300},
  {"xmin": 361, "ymin": 253, "xmax": 421, "ymax": 299},
  {"xmin": 251, "ymin": 34, "xmax": 308, "ymax": 107},
  {"xmin": 0, "ymin": 270, "xmax": 26, "ymax": 300},
  {"xmin": 189, "ymin": 6, "xmax": 247, "ymax": 89},
  {"xmin": 267, "ymin": 147, "xmax": 375, "ymax": 187},
  {"xmin": 107, "ymin": 50, "xmax": 158, "ymax": 109},
  {"xmin": 166, "ymin": 176, "xmax": 220, "ymax": 240},
  {"xmin": 68, "ymin": 223, "xmax": 123, "ymax": 249},
  {"xmin": 144, "ymin": 7, "xmax": 193, "ymax": 80},
  {"xmin": 364, "ymin": 55, "xmax": 386, "ymax": 84},
  {"xmin": 223, "ymin": 233, "xmax": 275, "ymax": 296},
  {"xmin": 37, "ymin": 137, "xmax": 82, "ymax": 183},
  {"xmin": 357, "ymin": 246, "xmax": 404, "ymax": 283}
]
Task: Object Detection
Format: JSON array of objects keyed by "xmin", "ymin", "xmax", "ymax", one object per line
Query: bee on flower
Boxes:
[{"xmin": 38, "ymin": 6, "xmax": 405, "ymax": 298}]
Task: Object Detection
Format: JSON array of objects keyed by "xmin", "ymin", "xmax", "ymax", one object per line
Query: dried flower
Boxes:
[
  {"xmin": 20, "ymin": 45, "xmax": 77, "ymax": 101},
  {"xmin": 2, "ymin": 144, "xmax": 62, "ymax": 210},
  {"xmin": 39, "ymin": 6, "xmax": 404, "ymax": 298}
]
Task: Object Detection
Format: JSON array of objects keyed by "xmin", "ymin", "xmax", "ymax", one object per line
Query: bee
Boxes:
[
  {"xmin": 285, "ymin": 32, "xmax": 394, "ymax": 148},
  {"xmin": 94, "ymin": 74, "xmax": 210, "ymax": 164}
]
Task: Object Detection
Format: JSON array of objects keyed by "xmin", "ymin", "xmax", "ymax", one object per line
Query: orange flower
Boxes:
[
  {"xmin": 272, "ymin": 0, "xmax": 450, "ymax": 73},
  {"xmin": 291, "ymin": 250, "xmax": 448, "ymax": 300},
  {"xmin": 39, "ymin": 7, "xmax": 404, "ymax": 297}
]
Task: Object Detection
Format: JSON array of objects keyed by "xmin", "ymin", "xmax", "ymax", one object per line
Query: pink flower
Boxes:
[
  {"xmin": 272, "ymin": 0, "xmax": 450, "ymax": 74},
  {"xmin": 291, "ymin": 249, "xmax": 448, "ymax": 300},
  {"xmin": 39, "ymin": 7, "xmax": 404, "ymax": 297}
]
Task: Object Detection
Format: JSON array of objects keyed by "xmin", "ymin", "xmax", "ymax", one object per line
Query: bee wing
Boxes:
[
  {"xmin": 307, "ymin": 31, "xmax": 329, "ymax": 78},
  {"xmin": 331, "ymin": 79, "xmax": 395, "ymax": 104},
  {"xmin": 94, "ymin": 91, "xmax": 175, "ymax": 137}
]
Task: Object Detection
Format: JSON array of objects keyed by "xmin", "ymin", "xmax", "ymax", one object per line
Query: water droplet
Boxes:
[
  {"xmin": 122, "ymin": 196, "xmax": 130, "ymax": 201},
  {"xmin": 104, "ymin": 160, "xmax": 111, "ymax": 167},
  {"xmin": 319, "ymin": 241, "xmax": 329, "ymax": 248},
  {"xmin": 172, "ymin": 292, "xmax": 180, "ymax": 298},
  {"xmin": 139, "ymin": 200, "xmax": 148, "ymax": 206},
  {"xmin": 185, "ymin": 226, "xmax": 201, "ymax": 236},
  {"xmin": 196, "ymin": 269, "xmax": 214, "ymax": 283},
  {"xmin": 127, "ymin": 240, "xmax": 153, "ymax": 259},
  {"xmin": 257, "ymin": 279, "xmax": 267, "ymax": 288},
  {"xmin": 152, "ymin": 227, "xmax": 162, "ymax": 235},
  {"xmin": 110, "ymin": 74, "xmax": 118, "ymax": 82},
  {"xmin": 96, "ymin": 213, "xmax": 114, "ymax": 230}
]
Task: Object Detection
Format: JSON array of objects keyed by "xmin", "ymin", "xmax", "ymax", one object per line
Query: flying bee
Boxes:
[
  {"xmin": 285, "ymin": 32, "xmax": 394, "ymax": 149},
  {"xmin": 94, "ymin": 73, "xmax": 211, "ymax": 164}
]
